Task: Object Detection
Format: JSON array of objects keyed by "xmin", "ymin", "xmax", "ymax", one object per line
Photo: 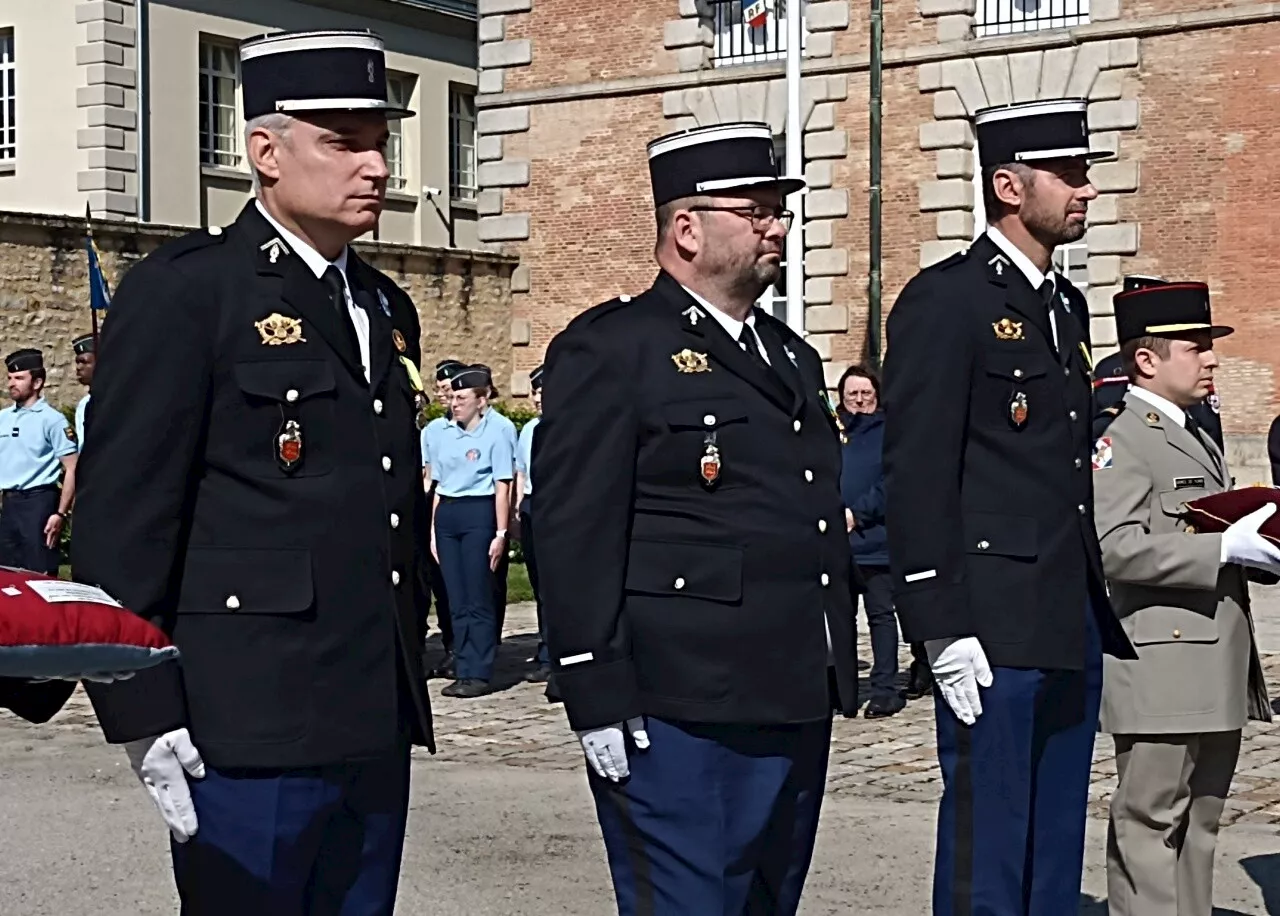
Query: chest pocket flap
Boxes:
[
  {"xmin": 662, "ymin": 399, "xmax": 748, "ymax": 432},
  {"xmin": 964, "ymin": 512, "xmax": 1038, "ymax": 558},
  {"xmin": 984, "ymin": 352, "xmax": 1049, "ymax": 383},
  {"xmin": 1157, "ymin": 488, "xmax": 1209, "ymax": 520},
  {"xmin": 234, "ymin": 360, "xmax": 336, "ymax": 403},
  {"xmin": 625, "ymin": 538, "xmax": 743, "ymax": 602},
  {"xmin": 177, "ymin": 547, "xmax": 314, "ymax": 615}
]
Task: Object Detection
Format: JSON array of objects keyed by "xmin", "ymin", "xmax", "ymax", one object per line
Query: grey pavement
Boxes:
[{"xmin": 4, "ymin": 587, "xmax": 1280, "ymax": 913}]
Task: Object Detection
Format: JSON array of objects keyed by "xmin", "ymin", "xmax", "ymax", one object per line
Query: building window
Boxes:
[
  {"xmin": 385, "ymin": 74, "xmax": 412, "ymax": 191},
  {"xmin": 712, "ymin": 0, "xmax": 805, "ymax": 68},
  {"xmin": 756, "ymin": 140, "xmax": 789, "ymax": 323},
  {"xmin": 449, "ymin": 87, "xmax": 477, "ymax": 202},
  {"xmin": 975, "ymin": 0, "xmax": 1089, "ymax": 38},
  {"xmin": 1053, "ymin": 243, "xmax": 1089, "ymax": 293},
  {"xmin": 198, "ymin": 39, "xmax": 239, "ymax": 168},
  {"xmin": 0, "ymin": 32, "xmax": 14, "ymax": 165}
]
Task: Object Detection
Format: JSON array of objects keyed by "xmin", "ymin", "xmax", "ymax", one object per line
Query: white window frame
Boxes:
[
  {"xmin": 0, "ymin": 31, "xmax": 14, "ymax": 166},
  {"xmin": 198, "ymin": 38, "xmax": 240, "ymax": 168},
  {"xmin": 385, "ymin": 74, "xmax": 412, "ymax": 192},
  {"xmin": 449, "ymin": 86, "xmax": 477, "ymax": 202},
  {"xmin": 712, "ymin": 0, "xmax": 806, "ymax": 68},
  {"xmin": 974, "ymin": 0, "xmax": 1090, "ymax": 38},
  {"xmin": 755, "ymin": 139, "xmax": 789, "ymax": 323}
]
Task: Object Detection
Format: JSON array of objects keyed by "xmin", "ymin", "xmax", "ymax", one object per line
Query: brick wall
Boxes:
[{"xmin": 0, "ymin": 211, "xmax": 516, "ymax": 410}]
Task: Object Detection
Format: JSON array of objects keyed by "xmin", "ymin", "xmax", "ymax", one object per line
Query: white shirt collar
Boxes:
[
  {"xmin": 255, "ymin": 199, "xmax": 349, "ymax": 281},
  {"xmin": 680, "ymin": 285, "xmax": 756, "ymax": 340},
  {"xmin": 1128, "ymin": 386, "xmax": 1187, "ymax": 428},
  {"xmin": 987, "ymin": 225, "xmax": 1054, "ymax": 295}
]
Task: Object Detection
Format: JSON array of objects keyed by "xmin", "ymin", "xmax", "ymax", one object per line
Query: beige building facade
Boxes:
[{"xmin": 0, "ymin": 0, "xmax": 483, "ymax": 250}]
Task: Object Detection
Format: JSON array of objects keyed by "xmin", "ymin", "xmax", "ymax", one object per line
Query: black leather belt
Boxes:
[{"xmin": 2, "ymin": 485, "xmax": 58, "ymax": 497}]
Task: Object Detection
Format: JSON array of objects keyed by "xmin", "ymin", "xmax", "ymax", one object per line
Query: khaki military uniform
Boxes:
[{"xmin": 1094, "ymin": 391, "xmax": 1271, "ymax": 916}]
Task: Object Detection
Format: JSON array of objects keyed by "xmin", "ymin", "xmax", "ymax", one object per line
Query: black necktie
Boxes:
[
  {"xmin": 737, "ymin": 325, "xmax": 771, "ymax": 374},
  {"xmin": 1186, "ymin": 414, "xmax": 1223, "ymax": 475},
  {"xmin": 1039, "ymin": 278, "xmax": 1063, "ymax": 357},
  {"xmin": 321, "ymin": 265, "xmax": 362, "ymax": 364}
]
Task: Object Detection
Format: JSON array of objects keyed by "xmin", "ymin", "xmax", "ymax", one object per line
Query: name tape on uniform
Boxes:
[{"xmin": 903, "ymin": 569, "xmax": 937, "ymax": 583}]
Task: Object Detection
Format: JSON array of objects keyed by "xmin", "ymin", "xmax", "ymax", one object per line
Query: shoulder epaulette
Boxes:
[
  {"xmin": 157, "ymin": 225, "xmax": 226, "ymax": 262},
  {"xmin": 936, "ymin": 248, "xmax": 970, "ymax": 270}
]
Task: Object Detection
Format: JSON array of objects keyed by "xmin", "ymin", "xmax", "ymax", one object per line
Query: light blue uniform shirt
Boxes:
[
  {"xmin": 0, "ymin": 398, "xmax": 77, "ymax": 489},
  {"xmin": 428, "ymin": 410, "xmax": 515, "ymax": 498},
  {"xmin": 488, "ymin": 408, "xmax": 519, "ymax": 455},
  {"xmin": 74, "ymin": 394, "xmax": 91, "ymax": 450},
  {"xmin": 516, "ymin": 416, "xmax": 540, "ymax": 498}
]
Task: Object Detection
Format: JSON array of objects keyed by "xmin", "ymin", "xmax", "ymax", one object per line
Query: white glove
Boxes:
[
  {"xmin": 1220, "ymin": 504, "xmax": 1280, "ymax": 573},
  {"xmin": 925, "ymin": 636, "xmax": 993, "ymax": 726},
  {"xmin": 123, "ymin": 728, "xmax": 206, "ymax": 843},
  {"xmin": 576, "ymin": 716, "xmax": 650, "ymax": 782}
]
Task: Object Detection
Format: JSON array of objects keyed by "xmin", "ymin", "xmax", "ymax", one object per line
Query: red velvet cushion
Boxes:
[
  {"xmin": 0, "ymin": 567, "xmax": 177, "ymax": 679},
  {"xmin": 1182, "ymin": 487, "xmax": 1280, "ymax": 545}
]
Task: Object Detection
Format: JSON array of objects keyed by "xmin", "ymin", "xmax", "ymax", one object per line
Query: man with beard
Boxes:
[
  {"xmin": 882, "ymin": 99, "xmax": 1136, "ymax": 914},
  {"xmin": 71, "ymin": 333, "xmax": 95, "ymax": 446},
  {"xmin": 534, "ymin": 122, "xmax": 859, "ymax": 914}
]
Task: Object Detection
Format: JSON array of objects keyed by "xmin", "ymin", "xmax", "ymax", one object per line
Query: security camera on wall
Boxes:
[{"xmin": 421, "ymin": 186, "xmax": 442, "ymax": 200}]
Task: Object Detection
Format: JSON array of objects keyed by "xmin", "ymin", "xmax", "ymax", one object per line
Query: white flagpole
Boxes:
[{"xmin": 783, "ymin": 0, "xmax": 804, "ymax": 335}]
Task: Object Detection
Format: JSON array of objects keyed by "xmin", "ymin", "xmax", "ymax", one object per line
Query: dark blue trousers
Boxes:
[
  {"xmin": 591, "ymin": 715, "xmax": 831, "ymax": 916},
  {"xmin": 519, "ymin": 497, "xmax": 548, "ymax": 665},
  {"xmin": 435, "ymin": 495, "xmax": 497, "ymax": 681},
  {"xmin": 933, "ymin": 611, "xmax": 1103, "ymax": 916},
  {"xmin": 171, "ymin": 743, "xmax": 410, "ymax": 916},
  {"xmin": 0, "ymin": 486, "xmax": 60, "ymax": 574},
  {"xmin": 857, "ymin": 565, "xmax": 900, "ymax": 703}
]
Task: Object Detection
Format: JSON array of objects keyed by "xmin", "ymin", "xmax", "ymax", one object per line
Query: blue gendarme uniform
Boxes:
[{"xmin": 0, "ymin": 397, "xmax": 76, "ymax": 574}]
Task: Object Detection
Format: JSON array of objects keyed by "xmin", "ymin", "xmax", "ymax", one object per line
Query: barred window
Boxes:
[
  {"xmin": 711, "ymin": 0, "xmax": 805, "ymax": 68},
  {"xmin": 0, "ymin": 32, "xmax": 15, "ymax": 164},
  {"xmin": 449, "ymin": 87, "xmax": 477, "ymax": 202},
  {"xmin": 975, "ymin": 0, "xmax": 1089, "ymax": 38},
  {"xmin": 199, "ymin": 39, "xmax": 239, "ymax": 168},
  {"xmin": 385, "ymin": 75, "xmax": 412, "ymax": 191}
]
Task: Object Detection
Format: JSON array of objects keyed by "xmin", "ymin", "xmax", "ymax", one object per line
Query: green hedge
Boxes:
[{"xmin": 417, "ymin": 399, "xmax": 539, "ymax": 430}]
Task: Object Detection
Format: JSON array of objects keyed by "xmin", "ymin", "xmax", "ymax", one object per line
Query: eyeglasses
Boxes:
[{"xmin": 688, "ymin": 205, "xmax": 793, "ymax": 232}]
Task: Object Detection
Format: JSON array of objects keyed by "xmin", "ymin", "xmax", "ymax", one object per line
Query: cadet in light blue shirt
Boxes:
[
  {"xmin": 72, "ymin": 333, "xmax": 96, "ymax": 448},
  {"xmin": 470, "ymin": 364, "xmax": 519, "ymax": 639},
  {"xmin": 0, "ymin": 348, "xmax": 78, "ymax": 574},
  {"xmin": 430, "ymin": 365, "xmax": 515, "ymax": 697},
  {"xmin": 516, "ymin": 364, "xmax": 548, "ymax": 680}
]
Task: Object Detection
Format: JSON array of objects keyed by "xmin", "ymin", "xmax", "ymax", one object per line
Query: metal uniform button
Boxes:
[
  {"xmin": 391, "ymin": 570, "xmax": 401, "ymax": 587},
  {"xmin": 793, "ymin": 420, "xmax": 802, "ymax": 433},
  {"xmin": 285, "ymin": 389, "xmax": 299, "ymax": 404},
  {"xmin": 619, "ymin": 294, "xmax": 632, "ymax": 303},
  {"xmin": 1013, "ymin": 369, "xmax": 1024, "ymax": 379},
  {"xmin": 703, "ymin": 414, "xmax": 716, "ymax": 426},
  {"xmin": 804, "ymin": 470, "xmax": 814, "ymax": 483},
  {"xmin": 390, "ymin": 513, "xmax": 400, "ymax": 529},
  {"xmin": 820, "ymin": 573, "xmax": 830, "ymax": 587},
  {"xmin": 1069, "ymin": 410, "xmax": 1078, "ymax": 421},
  {"xmin": 208, "ymin": 225, "xmax": 223, "ymax": 236},
  {"xmin": 373, "ymin": 399, "xmax": 384, "ymax": 415},
  {"xmin": 978, "ymin": 540, "xmax": 990, "ymax": 550},
  {"xmin": 1075, "ymin": 458, "xmax": 1083, "ymax": 469},
  {"xmin": 1063, "ymin": 366, "xmax": 1070, "ymax": 376},
  {"xmin": 1173, "ymin": 629, "xmax": 1182, "ymax": 639},
  {"xmin": 818, "ymin": 519, "xmax": 828, "ymax": 533},
  {"xmin": 1077, "ymin": 504, "xmax": 1086, "ymax": 515},
  {"xmin": 674, "ymin": 577, "xmax": 686, "ymax": 590},
  {"xmin": 225, "ymin": 595, "xmax": 240, "ymax": 610},
  {"xmin": 382, "ymin": 456, "xmax": 392, "ymax": 472}
]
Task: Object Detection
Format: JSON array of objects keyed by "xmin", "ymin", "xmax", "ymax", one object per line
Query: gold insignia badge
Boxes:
[
  {"xmin": 254, "ymin": 313, "xmax": 306, "ymax": 346},
  {"xmin": 392, "ymin": 329, "xmax": 407, "ymax": 353},
  {"xmin": 1146, "ymin": 411, "xmax": 1161, "ymax": 424},
  {"xmin": 65, "ymin": 426, "xmax": 77, "ymax": 444},
  {"xmin": 993, "ymin": 318, "xmax": 1024, "ymax": 341},
  {"xmin": 672, "ymin": 349, "xmax": 710, "ymax": 373}
]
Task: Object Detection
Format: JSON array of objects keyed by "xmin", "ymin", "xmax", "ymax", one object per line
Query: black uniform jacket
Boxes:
[
  {"xmin": 882, "ymin": 234, "xmax": 1134, "ymax": 671},
  {"xmin": 73, "ymin": 202, "xmax": 434, "ymax": 769},
  {"xmin": 533, "ymin": 271, "xmax": 858, "ymax": 732}
]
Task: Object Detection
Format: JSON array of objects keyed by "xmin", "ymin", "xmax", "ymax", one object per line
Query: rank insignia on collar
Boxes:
[
  {"xmin": 987, "ymin": 253, "xmax": 1009, "ymax": 276},
  {"xmin": 259, "ymin": 238, "xmax": 289, "ymax": 264},
  {"xmin": 672, "ymin": 349, "xmax": 710, "ymax": 373},
  {"xmin": 1009, "ymin": 391, "xmax": 1029, "ymax": 428},
  {"xmin": 377, "ymin": 289, "xmax": 391, "ymax": 317},
  {"xmin": 255, "ymin": 313, "xmax": 306, "ymax": 346},
  {"xmin": 993, "ymin": 318, "xmax": 1024, "ymax": 341},
  {"xmin": 1145, "ymin": 411, "xmax": 1161, "ymax": 425},
  {"xmin": 392, "ymin": 329, "xmax": 407, "ymax": 353},
  {"xmin": 682, "ymin": 306, "xmax": 702, "ymax": 326}
]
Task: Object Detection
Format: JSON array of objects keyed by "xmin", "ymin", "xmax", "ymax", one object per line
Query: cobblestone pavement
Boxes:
[{"xmin": 37, "ymin": 593, "xmax": 1280, "ymax": 830}]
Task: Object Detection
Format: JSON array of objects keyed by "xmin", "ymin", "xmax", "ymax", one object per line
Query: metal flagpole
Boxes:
[
  {"xmin": 85, "ymin": 202, "xmax": 101, "ymax": 349},
  {"xmin": 783, "ymin": 0, "xmax": 804, "ymax": 335}
]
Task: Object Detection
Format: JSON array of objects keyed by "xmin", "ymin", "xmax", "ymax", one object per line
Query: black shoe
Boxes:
[
  {"xmin": 523, "ymin": 663, "xmax": 551, "ymax": 684},
  {"xmin": 864, "ymin": 695, "xmax": 906, "ymax": 719},
  {"xmin": 441, "ymin": 678, "xmax": 491, "ymax": 698},
  {"xmin": 904, "ymin": 662, "xmax": 934, "ymax": 700},
  {"xmin": 428, "ymin": 652, "xmax": 456, "ymax": 680}
]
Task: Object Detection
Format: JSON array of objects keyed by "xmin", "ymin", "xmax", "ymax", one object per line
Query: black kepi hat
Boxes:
[
  {"xmin": 5, "ymin": 349, "xmax": 43, "ymax": 373},
  {"xmin": 646, "ymin": 122, "xmax": 804, "ymax": 208},
  {"xmin": 239, "ymin": 30, "xmax": 414, "ymax": 121},
  {"xmin": 974, "ymin": 99, "xmax": 1108, "ymax": 169},
  {"xmin": 1112, "ymin": 281, "xmax": 1233, "ymax": 346},
  {"xmin": 72, "ymin": 333, "xmax": 95, "ymax": 356},
  {"xmin": 435, "ymin": 359, "xmax": 466, "ymax": 382}
]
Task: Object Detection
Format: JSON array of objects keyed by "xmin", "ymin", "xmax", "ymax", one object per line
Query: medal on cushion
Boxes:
[
  {"xmin": 1009, "ymin": 391, "xmax": 1029, "ymax": 429},
  {"xmin": 277, "ymin": 418, "xmax": 304, "ymax": 473},
  {"xmin": 700, "ymin": 431, "xmax": 721, "ymax": 487}
]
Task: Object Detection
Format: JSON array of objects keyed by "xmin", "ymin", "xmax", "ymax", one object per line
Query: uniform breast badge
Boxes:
[
  {"xmin": 392, "ymin": 329, "xmax": 407, "ymax": 353},
  {"xmin": 276, "ymin": 419, "xmax": 303, "ymax": 473},
  {"xmin": 1092, "ymin": 436, "xmax": 1114, "ymax": 471},
  {"xmin": 992, "ymin": 318, "xmax": 1024, "ymax": 341},
  {"xmin": 1009, "ymin": 391, "xmax": 1029, "ymax": 428},
  {"xmin": 255, "ymin": 313, "xmax": 306, "ymax": 346},
  {"xmin": 700, "ymin": 432, "xmax": 721, "ymax": 486},
  {"xmin": 672, "ymin": 349, "xmax": 710, "ymax": 373}
]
